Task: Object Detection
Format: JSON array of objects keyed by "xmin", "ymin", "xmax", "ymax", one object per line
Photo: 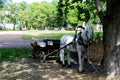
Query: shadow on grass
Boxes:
[
  {"xmin": 0, "ymin": 48, "xmax": 105, "ymax": 80},
  {"xmin": 0, "ymin": 48, "xmax": 32, "ymax": 62}
]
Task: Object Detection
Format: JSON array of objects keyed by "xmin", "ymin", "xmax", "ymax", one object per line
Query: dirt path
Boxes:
[
  {"xmin": 0, "ymin": 31, "xmax": 31, "ymax": 48},
  {"xmin": 0, "ymin": 58, "xmax": 105, "ymax": 80}
]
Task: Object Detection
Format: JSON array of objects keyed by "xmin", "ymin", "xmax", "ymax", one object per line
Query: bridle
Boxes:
[
  {"xmin": 75, "ymin": 26, "xmax": 93, "ymax": 48},
  {"xmin": 84, "ymin": 27, "xmax": 93, "ymax": 44}
]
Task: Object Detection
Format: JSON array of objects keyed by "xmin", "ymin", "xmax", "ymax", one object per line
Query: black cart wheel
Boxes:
[{"xmin": 39, "ymin": 51, "xmax": 45, "ymax": 63}]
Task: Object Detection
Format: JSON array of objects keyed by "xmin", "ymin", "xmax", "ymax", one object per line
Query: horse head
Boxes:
[{"xmin": 78, "ymin": 26, "xmax": 93, "ymax": 45}]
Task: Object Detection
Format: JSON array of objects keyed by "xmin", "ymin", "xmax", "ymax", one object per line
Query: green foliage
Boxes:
[
  {"xmin": 56, "ymin": 0, "xmax": 64, "ymax": 27},
  {"xmin": 56, "ymin": 0, "xmax": 102, "ymax": 27},
  {"xmin": 0, "ymin": 0, "xmax": 5, "ymax": 9},
  {"xmin": 1, "ymin": 1, "xmax": 58, "ymax": 30},
  {"xmin": 3, "ymin": 2, "xmax": 20, "ymax": 30},
  {"xmin": 94, "ymin": 32, "xmax": 103, "ymax": 38},
  {"xmin": 0, "ymin": 48, "xmax": 32, "ymax": 61},
  {"xmin": 68, "ymin": 9, "xmax": 78, "ymax": 26},
  {"xmin": 0, "ymin": 0, "xmax": 105, "ymax": 30}
]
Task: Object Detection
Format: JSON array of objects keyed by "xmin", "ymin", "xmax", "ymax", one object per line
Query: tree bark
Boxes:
[
  {"xmin": 94, "ymin": 0, "xmax": 120, "ymax": 79},
  {"xmin": 13, "ymin": 23, "xmax": 16, "ymax": 30},
  {"xmin": 103, "ymin": 18, "xmax": 120, "ymax": 79},
  {"xmin": 103, "ymin": 0, "xmax": 120, "ymax": 79}
]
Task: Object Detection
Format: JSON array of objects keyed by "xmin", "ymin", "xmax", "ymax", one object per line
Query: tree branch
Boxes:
[{"xmin": 94, "ymin": 0, "xmax": 105, "ymax": 23}]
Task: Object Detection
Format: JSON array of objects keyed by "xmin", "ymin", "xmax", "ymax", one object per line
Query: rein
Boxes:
[{"xmin": 78, "ymin": 35, "xmax": 89, "ymax": 48}]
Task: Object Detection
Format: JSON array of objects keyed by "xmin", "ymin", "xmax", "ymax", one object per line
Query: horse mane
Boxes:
[{"xmin": 77, "ymin": 25, "xmax": 85, "ymax": 29}]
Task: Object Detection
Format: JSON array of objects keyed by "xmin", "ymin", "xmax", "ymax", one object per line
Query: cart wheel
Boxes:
[{"xmin": 39, "ymin": 51, "xmax": 45, "ymax": 63}]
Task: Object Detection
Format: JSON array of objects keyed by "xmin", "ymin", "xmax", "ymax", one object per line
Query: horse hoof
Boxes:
[
  {"xmin": 56, "ymin": 59, "xmax": 62, "ymax": 64},
  {"xmin": 40, "ymin": 60, "xmax": 45, "ymax": 63},
  {"xmin": 78, "ymin": 70, "xmax": 84, "ymax": 74},
  {"xmin": 67, "ymin": 65, "xmax": 71, "ymax": 68},
  {"xmin": 62, "ymin": 64, "xmax": 66, "ymax": 67}
]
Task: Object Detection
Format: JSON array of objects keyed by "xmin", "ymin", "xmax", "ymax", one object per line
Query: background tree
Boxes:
[
  {"xmin": 56, "ymin": 0, "xmax": 64, "ymax": 27},
  {"xmin": 4, "ymin": 2, "xmax": 19, "ymax": 30},
  {"xmin": 0, "ymin": 0, "xmax": 5, "ymax": 23},
  {"xmin": 51, "ymin": 0, "xmax": 59, "ymax": 27},
  {"xmin": 1, "ymin": 0, "xmax": 58, "ymax": 30},
  {"xmin": 23, "ymin": 1, "xmax": 56, "ymax": 30},
  {"xmin": 0, "ymin": 0, "xmax": 4, "ymax": 9},
  {"xmin": 57, "ymin": 0, "xmax": 99, "ymax": 29},
  {"xmin": 85, "ymin": 0, "xmax": 100, "ymax": 24},
  {"xmin": 1, "ymin": 0, "xmax": 100, "ymax": 30},
  {"xmin": 41, "ymin": 2, "xmax": 55, "ymax": 29},
  {"xmin": 17, "ymin": 1, "xmax": 28, "ymax": 30}
]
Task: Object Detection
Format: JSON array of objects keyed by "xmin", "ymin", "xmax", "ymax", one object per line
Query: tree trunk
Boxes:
[
  {"xmin": 13, "ymin": 23, "xmax": 16, "ymax": 30},
  {"xmin": 25, "ymin": 21, "xmax": 28, "ymax": 29},
  {"xmin": 103, "ymin": 0, "xmax": 120, "ymax": 79}
]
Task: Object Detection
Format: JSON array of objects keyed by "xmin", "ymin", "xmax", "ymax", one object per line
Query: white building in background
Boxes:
[
  {"xmin": 4, "ymin": 23, "xmax": 14, "ymax": 29},
  {"xmin": 0, "ymin": 24, "xmax": 5, "ymax": 29},
  {"xmin": 0, "ymin": 23, "xmax": 17, "ymax": 30}
]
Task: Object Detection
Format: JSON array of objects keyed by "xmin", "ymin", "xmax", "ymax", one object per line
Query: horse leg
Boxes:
[
  {"xmin": 39, "ymin": 51, "xmax": 45, "ymax": 63},
  {"xmin": 60, "ymin": 48, "xmax": 65, "ymax": 67},
  {"xmin": 67, "ymin": 51, "xmax": 71, "ymax": 67},
  {"xmin": 77, "ymin": 47, "xmax": 84, "ymax": 73},
  {"xmin": 78, "ymin": 52, "xmax": 83, "ymax": 72},
  {"xmin": 78, "ymin": 48, "xmax": 87, "ymax": 73},
  {"xmin": 81, "ymin": 54, "xmax": 85, "ymax": 71}
]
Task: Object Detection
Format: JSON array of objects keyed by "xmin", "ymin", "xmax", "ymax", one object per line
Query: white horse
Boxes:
[{"xmin": 59, "ymin": 26, "xmax": 93, "ymax": 73}]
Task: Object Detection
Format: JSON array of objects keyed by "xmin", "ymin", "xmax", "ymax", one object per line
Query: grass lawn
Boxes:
[
  {"xmin": 0, "ymin": 48, "xmax": 32, "ymax": 61},
  {"xmin": 23, "ymin": 30, "xmax": 75, "ymax": 40},
  {"xmin": 0, "ymin": 30, "xmax": 103, "ymax": 61},
  {"xmin": 23, "ymin": 30, "xmax": 103, "ymax": 40}
]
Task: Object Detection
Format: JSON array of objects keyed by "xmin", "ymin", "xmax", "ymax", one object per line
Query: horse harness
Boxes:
[{"xmin": 74, "ymin": 32, "xmax": 89, "ymax": 49}]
